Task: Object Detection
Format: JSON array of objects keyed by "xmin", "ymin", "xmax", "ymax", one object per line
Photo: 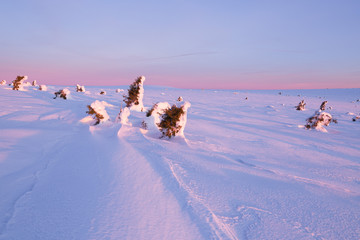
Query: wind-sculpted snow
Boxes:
[{"xmin": 0, "ymin": 85, "xmax": 359, "ymax": 239}]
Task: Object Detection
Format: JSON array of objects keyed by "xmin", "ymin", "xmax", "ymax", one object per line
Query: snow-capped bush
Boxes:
[
  {"xmin": 320, "ymin": 101, "xmax": 328, "ymax": 110},
  {"xmin": 0, "ymin": 80, "xmax": 6, "ymax": 85},
  {"xmin": 54, "ymin": 89, "xmax": 70, "ymax": 100},
  {"xmin": 100, "ymin": 90, "xmax": 106, "ymax": 95},
  {"xmin": 147, "ymin": 101, "xmax": 191, "ymax": 138},
  {"xmin": 39, "ymin": 85, "xmax": 47, "ymax": 91},
  {"xmin": 177, "ymin": 96, "xmax": 183, "ymax": 102},
  {"xmin": 116, "ymin": 89, "xmax": 124, "ymax": 93},
  {"xmin": 12, "ymin": 76, "xmax": 27, "ymax": 90},
  {"xmin": 296, "ymin": 100, "xmax": 306, "ymax": 111},
  {"xmin": 76, "ymin": 84, "xmax": 85, "ymax": 92},
  {"xmin": 117, "ymin": 107, "xmax": 131, "ymax": 125},
  {"xmin": 32, "ymin": 80, "xmax": 37, "ymax": 86},
  {"xmin": 305, "ymin": 110, "xmax": 337, "ymax": 132},
  {"xmin": 124, "ymin": 76, "xmax": 145, "ymax": 111},
  {"xmin": 353, "ymin": 115, "xmax": 360, "ymax": 122},
  {"xmin": 86, "ymin": 100, "xmax": 110, "ymax": 125}
]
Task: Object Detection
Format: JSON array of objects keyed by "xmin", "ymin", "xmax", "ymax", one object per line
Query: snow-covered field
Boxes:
[{"xmin": 0, "ymin": 83, "xmax": 359, "ymax": 240}]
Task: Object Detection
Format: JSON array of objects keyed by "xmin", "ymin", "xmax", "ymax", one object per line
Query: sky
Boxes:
[{"xmin": 0, "ymin": 0, "xmax": 359, "ymax": 89}]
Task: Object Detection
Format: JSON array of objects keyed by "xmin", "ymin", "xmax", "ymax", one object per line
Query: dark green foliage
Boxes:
[
  {"xmin": 146, "ymin": 104, "xmax": 157, "ymax": 117},
  {"xmin": 12, "ymin": 76, "xmax": 25, "ymax": 90},
  {"xmin": 124, "ymin": 76, "xmax": 142, "ymax": 107},
  {"xmin": 157, "ymin": 105, "xmax": 184, "ymax": 138},
  {"xmin": 86, "ymin": 105, "xmax": 104, "ymax": 125}
]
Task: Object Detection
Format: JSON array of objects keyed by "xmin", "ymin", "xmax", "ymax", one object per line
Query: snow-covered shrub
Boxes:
[
  {"xmin": 32, "ymin": 80, "xmax": 37, "ymax": 86},
  {"xmin": 39, "ymin": 85, "xmax": 47, "ymax": 91},
  {"xmin": 116, "ymin": 89, "xmax": 124, "ymax": 93},
  {"xmin": 54, "ymin": 89, "xmax": 70, "ymax": 100},
  {"xmin": 147, "ymin": 101, "xmax": 191, "ymax": 138},
  {"xmin": 0, "ymin": 80, "xmax": 6, "ymax": 85},
  {"xmin": 124, "ymin": 76, "xmax": 145, "ymax": 111},
  {"xmin": 320, "ymin": 101, "xmax": 328, "ymax": 110},
  {"xmin": 12, "ymin": 76, "xmax": 27, "ymax": 90},
  {"xmin": 353, "ymin": 115, "xmax": 360, "ymax": 122},
  {"xmin": 305, "ymin": 110, "xmax": 337, "ymax": 132},
  {"xmin": 100, "ymin": 90, "xmax": 106, "ymax": 95},
  {"xmin": 117, "ymin": 107, "xmax": 131, "ymax": 125},
  {"xmin": 86, "ymin": 100, "xmax": 110, "ymax": 125},
  {"xmin": 296, "ymin": 100, "xmax": 306, "ymax": 111},
  {"xmin": 76, "ymin": 84, "xmax": 85, "ymax": 92},
  {"xmin": 177, "ymin": 96, "xmax": 183, "ymax": 102}
]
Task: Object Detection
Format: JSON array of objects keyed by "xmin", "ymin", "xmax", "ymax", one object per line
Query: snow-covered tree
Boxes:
[
  {"xmin": 76, "ymin": 84, "xmax": 85, "ymax": 92},
  {"xmin": 86, "ymin": 100, "xmax": 110, "ymax": 125},
  {"xmin": 147, "ymin": 101, "xmax": 191, "ymax": 138},
  {"xmin": 117, "ymin": 107, "xmax": 131, "ymax": 125},
  {"xmin": 177, "ymin": 96, "xmax": 183, "ymax": 102},
  {"xmin": 100, "ymin": 90, "xmax": 106, "ymax": 95},
  {"xmin": 0, "ymin": 80, "xmax": 6, "ymax": 85},
  {"xmin": 32, "ymin": 80, "xmax": 37, "ymax": 86},
  {"xmin": 124, "ymin": 76, "xmax": 145, "ymax": 111},
  {"xmin": 296, "ymin": 100, "xmax": 306, "ymax": 111},
  {"xmin": 305, "ymin": 110, "xmax": 337, "ymax": 132},
  {"xmin": 116, "ymin": 89, "xmax": 124, "ymax": 93},
  {"xmin": 54, "ymin": 89, "xmax": 70, "ymax": 100},
  {"xmin": 12, "ymin": 76, "xmax": 27, "ymax": 90}
]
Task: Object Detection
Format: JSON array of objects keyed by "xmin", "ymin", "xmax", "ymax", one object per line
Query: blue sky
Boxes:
[{"xmin": 1, "ymin": 0, "xmax": 359, "ymax": 89}]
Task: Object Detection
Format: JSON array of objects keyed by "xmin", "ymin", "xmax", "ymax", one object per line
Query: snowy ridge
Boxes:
[{"xmin": 0, "ymin": 85, "xmax": 359, "ymax": 239}]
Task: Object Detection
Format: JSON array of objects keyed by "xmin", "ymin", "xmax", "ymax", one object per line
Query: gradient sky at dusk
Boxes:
[{"xmin": 1, "ymin": 0, "xmax": 359, "ymax": 89}]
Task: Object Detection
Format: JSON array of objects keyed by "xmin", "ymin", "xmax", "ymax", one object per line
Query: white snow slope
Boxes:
[{"xmin": 0, "ymin": 85, "xmax": 359, "ymax": 240}]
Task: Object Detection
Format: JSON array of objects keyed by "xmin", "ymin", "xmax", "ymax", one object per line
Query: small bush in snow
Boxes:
[
  {"xmin": 116, "ymin": 89, "xmax": 124, "ymax": 93},
  {"xmin": 157, "ymin": 102, "xmax": 191, "ymax": 138},
  {"xmin": 76, "ymin": 84, "xmax": 85, "ymax": 92},
  {"xmin": 305, "ymin": 110, "xmax": 337, "ymax": 132},
  {"xmin": 0, "ymin": 80, "xmax": 6, "ymax": 85},
  {"xmin": 32, "ymin": 80, "xmax": 37, "ymax": 86},
  {"xmin": 86, "ymin": 100, "xmax": 110, "ymax": 125},
  {"xmin": 117, "ymin": 107, "xmax": 130, "ymax": 125},
  {"xmin": 177, "ymin": 96, "xmax": 183, "ymax": 102},
  {"xmin": 54, "ymin": 89, "xmax": 70, "ymax": 100},
  {"xmin": 100, "ymin": 90, "xmax": 106, "ymax": 95},
  {"xmin": 353, "ymin": 115, "xmax": 360, "ymax": 122},
  {"xmin": 86, "ymin": 106, "xmax": 104, "ymax": 125},
  {"xmin": 12, "ymin": 76, "xmax": 27, "ymax": 90},
  {"xmin": 39, "ymin": 85, "xmax": 47, "ymax": 91},
  {"xmin": 319, "ymin": 101, "xmax": 328, "ymax": 111},
  {"xmin": 296, "ymin": 100, "xmax": 306, "ymax": 111},
  {"xmin": 124, "ymin": 76, "xmax": 145, "ymax": 111}
]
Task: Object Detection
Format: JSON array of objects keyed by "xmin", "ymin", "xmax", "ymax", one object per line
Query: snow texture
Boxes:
[{"xmin": 0, "ymin": 86, "xmax": 360, "ymax": 240}]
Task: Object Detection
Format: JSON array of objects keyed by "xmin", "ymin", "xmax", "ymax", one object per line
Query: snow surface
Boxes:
[{"xmin": 0, "ymin": 85, "xmax": 360, "ymax": 240}]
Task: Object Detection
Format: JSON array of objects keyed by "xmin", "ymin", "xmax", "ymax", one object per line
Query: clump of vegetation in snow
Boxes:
[
  {"xmin": 319, "ymin": 101, "xmax": 328, "ymax": 110},
  {"xmin": 12, "ymin": 76, "xmax": 27, "ymax": 90},
  {"xmin": 353, "ymin": 115, "xmax": 360, "ymax": 122},
  {"xmin": 123, "ymin": 76, "xmax": 145, "ymax": 111},
  {"xmin": 0, "ymin": 80, "xmax": 6, "ymax": 85},
  {"xmin": 305, "ymin": 110, "xmax": 337, "ymax": 132},
  {"xmin": 76, "ymin": 84, "xmax": 85, "ymax": 92},
  {"xmin": 39, "ymin": 85, "xmax": 47, "ymax": 91},
  {"xmin": 157, "ymin": 104, "xmax": 185, "ymax": 138},
  {"xmin": 296, "ymin": 100, "xmax": 306, "ymax": 111},
  {"xmin": 100, "ymin": 90, "xmax": 106, "ymax": 95},
  {"xmin": 147, "ymin": 101, "xmax": 191, "ymax": 138},
  {"xmin": 86, "ymin": 100, "xmax": 110, "ymax": 125},
  {"xmin": 54, "ymin": 89, "xmax": 70, "ymax": 99},
  {"xmin": 32, "ymin": 80, "xmax": 37, "ymax": 86},
  {"xmin": 177, "ymin": 96, "xmax": 183, "ymax": 102}
]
